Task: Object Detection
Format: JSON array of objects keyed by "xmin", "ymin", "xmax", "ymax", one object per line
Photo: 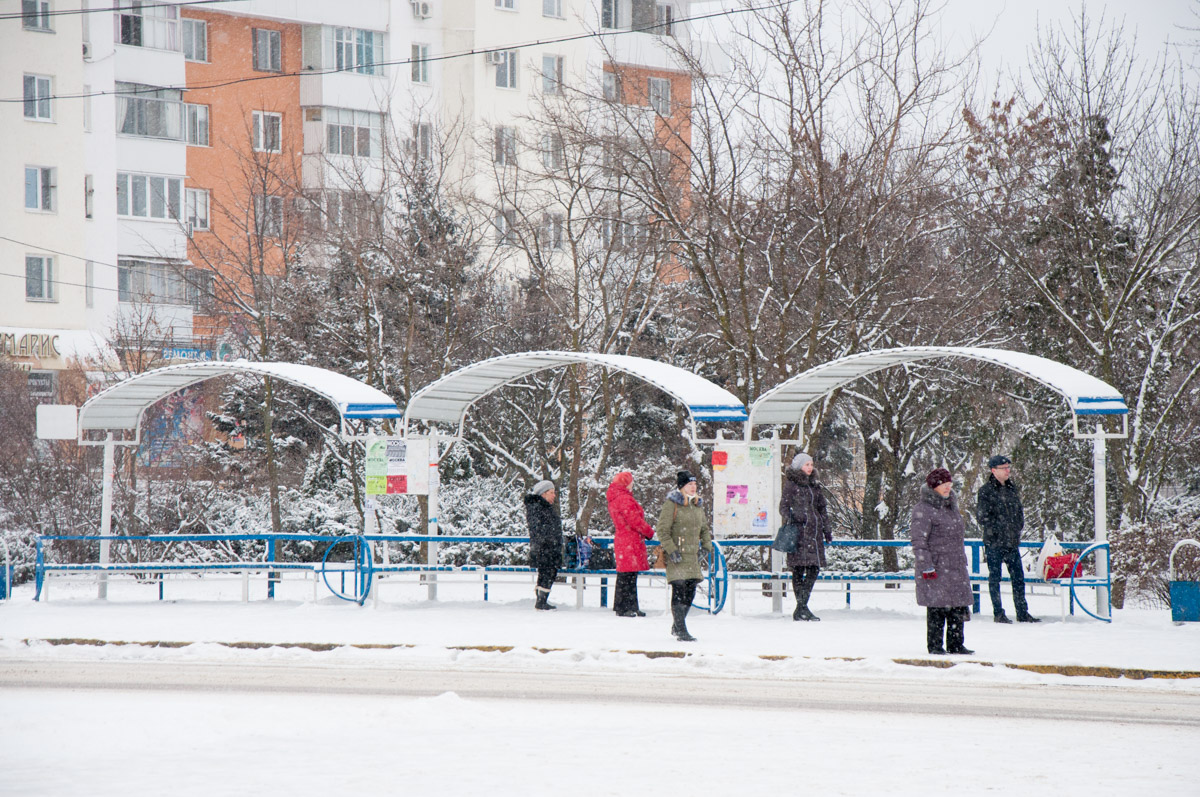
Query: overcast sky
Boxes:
[{"xmin": 695, "ymin": 0, "xmax": 1198, "ymax": 85}]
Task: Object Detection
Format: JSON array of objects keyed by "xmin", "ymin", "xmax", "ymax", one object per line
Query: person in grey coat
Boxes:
[
  {"xmin": 910, "ymin": 468, "xmax": 974, "ymax": 655},
  {"xmin": 780, "ymin": 452, "xmax": 832, "ymax": 621},
  {"xmin": 976, "ymin": 454, "xmax": 1039, "ymax": 623}
]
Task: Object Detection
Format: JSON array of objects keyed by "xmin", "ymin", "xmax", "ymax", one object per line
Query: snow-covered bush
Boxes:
[{"xmin": 1109, "ymin": 495, "xmax": 1200, "ymax": 608}]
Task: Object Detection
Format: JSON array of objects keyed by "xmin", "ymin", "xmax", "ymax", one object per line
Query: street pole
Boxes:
[
  {"xmin": 98, "ymin": 433, "xmax": 115, "ymax": 600},
  {"xmin": 1093, "ymin": 426, "xmax": 1110, "ymax": 619}
]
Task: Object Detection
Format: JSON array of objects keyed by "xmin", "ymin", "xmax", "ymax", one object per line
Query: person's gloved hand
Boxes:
[
  {"xmin": 666, "ymin": 550, "xmax": 683, "ymax": 565},
  {"xmin": 824, "ymin": 532, "xmax": 833, "ymax": 543},
  {"xmin": 922, "ymin": 570, "xmax": 937, "ymax": 580}
]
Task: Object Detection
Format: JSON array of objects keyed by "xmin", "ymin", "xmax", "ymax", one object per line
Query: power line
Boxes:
[
  {"xmin": 1, "ymin": 2, "xmax": 781, "ymax": 103},
  {"xmin": 0, "ymin": 0, "xmax": 251, "ymax": 21}
]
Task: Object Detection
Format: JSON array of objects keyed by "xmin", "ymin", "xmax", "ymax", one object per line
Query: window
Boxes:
[
  {"xmin": 182, "ymin": 18, "xmax": 207, "ymax": 61},
  {"xmin": 648, "ymin": 76, "xmax": 671, "ymax": 115},
  {"xmin": 83, "ymin": 85, "xmax": 92, "ymax": 131},
  {"xmin": 255, "ymin": 195, "xmax": 284, "ymax": 236},
  {"xmin": 494, "ymin": 125, "xmax": 517, "ymax": 166},
  {"xmin": 542, "ymin": 55, "xmax": 564, "ymax": 95},
  {"xmin": 116, "ymin": 83, "xmax": 184, "ymax": 140},
  {"xmin": 494, "ymin": 208, "xmax": 517, "ymax": 244},
  {"xmin": 495, "ymin": 0, "xmax": 516, "ymax": 9},
  {"xmin": 326, "ymin": 108, "xmax": 381, "ymax": 158},
  {"xmin": 23, "ymin": 75, "xmax": 52, "ymax": 120},
  {"xmin": 540, "ymin": 213, "xmax": 564, "ymax": 250},
  {"xmin": 330, "ymin": 27, "xmax": 383, "ymax": 75},
  {"xmin": 187, "ymin": 268, "xmax": 213, "ymax": 310},
  {"xmin": 115, "ymin": 3, "xmax": 180, "ymax": 51},
  {"xmin": 603, "ymin": 71, "xmax": 620, "ymax": 101},
  {"xmin": 25, "ymin": 166, "xmax": 56, "ymax": 212},
  {"xmin": 495, "ymin": 50, "xmax": 518, "ymax": 89},
  {"xmin": 543, "ymin": 0, "xmax": 562, "ymax": 17},
  {"xmin": 118, "ymin": 259, "xmax": 189, "ymax": 305},
  {"xmin": 601, "ymin": 0, "xmax": 619, "ymax": 29},
  {"xmin": 22, "ymin": 1, "xmax": 51, "ymax": 31},
  {"xmin": 542, "ymin": 133, "xmax": 564, "ymax": 170},
  {"xmin": 185, "ymin": 103, "xmax": 209, "ymax": 146},
  {"xmin": 411, "ymin": 43, "xmax": 429, "ymax": 83},
  {"xmin": 185, "ymin": 188, "xmax": 209, "ymax": 231},
  {"xmin": 252, "ymin": 111, "xmax": 282, "ymax": 152},
  {"xmin": 655, "ymin": 4, "xmax": 674, "ymax": 35},
  {"xmin": 25, "ymin": 255, "xmax": 54, "ymax": 301},
  {"xmin": 411, "ymin": 122, "xmax": 433, "ymax": 160},
  {"xmin": 252, "ymin": 28, "xmax": 282, "ymax": 72},
  {"xmin": 85, "ymin": 174, "xmax": 94, "ymax": 218},
  {"xmin": 116, "ymin": 172, "xmax": 182, "ymax": 220},
  {"xmin": 86, "ymin": 261, "xmax": 94, "ymax": 308}
]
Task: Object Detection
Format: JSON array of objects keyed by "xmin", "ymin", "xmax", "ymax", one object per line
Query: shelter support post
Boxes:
[
  {"xmin": 770, "ymin": 437, "xmax": 784, "ymax": 614},
  {"xmin": 1093, "ymin": 427, "xmax": 1110, "ymax": 619},
  {"xmin": 97, "ymin": 432, "xmax": 115, "ymax": 600},
  {"xmin": 427, "ymin": 430, "xmax": 440, "ymax": 601}
]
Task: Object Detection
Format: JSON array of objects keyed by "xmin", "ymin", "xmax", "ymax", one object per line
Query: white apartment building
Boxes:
[{"xmin": 2, "ymin": 0, "xmax": 704, "ymax": 391}]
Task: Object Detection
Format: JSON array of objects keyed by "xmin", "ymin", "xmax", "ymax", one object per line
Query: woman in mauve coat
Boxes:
[
  {"xmin": 910, "ymin": 468, "xmax": 974, "ymax": 655},
  {"xmin": 606, "ymin": 471, "xmax": 655, "ymax": 617},
  {"xmin": 779, "ymin": 452, "xmax": 832, "ymax": 621}
]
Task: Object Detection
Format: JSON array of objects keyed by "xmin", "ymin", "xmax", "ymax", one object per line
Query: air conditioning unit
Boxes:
[
  {"xmin": 82, "ymin": 42, "xmax": 92, "ymax": 59},
  {"xmin": 484, "ymin": 51, "xmax": 505, "ymax": 66},
  {"xmin": 411, "ymin": 1, "xmax": 431, "ymax": 19}
]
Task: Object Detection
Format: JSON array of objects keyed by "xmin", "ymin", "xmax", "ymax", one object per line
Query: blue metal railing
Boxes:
[{"xmin": 33, "ymin": 533, "xmax": 1109, "ymax": 618}]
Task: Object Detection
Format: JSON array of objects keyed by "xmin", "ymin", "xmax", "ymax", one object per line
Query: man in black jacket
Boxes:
[{"xmin": 976, "ymin": 455, "xmax": 1040, "ymax": 623}]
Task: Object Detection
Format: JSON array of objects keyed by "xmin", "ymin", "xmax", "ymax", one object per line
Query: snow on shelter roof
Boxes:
[
  {"xmin": 78, "ymin": 361, "xmax": 402, "ymax": 432},
  {"xmin": 404, "ymin": 351, "xmax": 748, "ymax": 427},
  {"xmin": 749, "ymin": 346, "xmax": 1128, "ymax": 426}
]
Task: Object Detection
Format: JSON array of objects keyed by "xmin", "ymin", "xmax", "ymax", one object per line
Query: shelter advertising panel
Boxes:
[
  {"xmin": 365, "ymin": 437, "xmax": 430, "ymax": 495},
  {"xmin": 712, "ymin": 442, "xmax": 775, "ymax": 537}
]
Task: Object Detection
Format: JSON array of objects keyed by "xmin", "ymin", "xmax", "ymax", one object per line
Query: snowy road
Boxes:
[{"xmin": 4, "ymin": 657, "xmax": 1198, "ymax": 727}]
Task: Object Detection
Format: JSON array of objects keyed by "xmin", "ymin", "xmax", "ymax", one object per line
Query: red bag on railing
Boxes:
[{"xmin": 1042, "ymin": 553, "xmax": 1082, "ymax": 579}]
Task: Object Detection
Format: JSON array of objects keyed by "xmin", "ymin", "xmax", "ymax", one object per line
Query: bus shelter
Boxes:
[{"xmin": 745, "ymin": 346, "xmax": 1128, "ymax": 617}]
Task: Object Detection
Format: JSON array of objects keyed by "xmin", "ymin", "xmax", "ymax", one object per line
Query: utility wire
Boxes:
[
  {"xmin": 0, "ymin": 0, "xmax": 251, "ymax": 21},
  {"xmin": 0, "ymin": 1, "xmax": 782, "ymax": 103}
]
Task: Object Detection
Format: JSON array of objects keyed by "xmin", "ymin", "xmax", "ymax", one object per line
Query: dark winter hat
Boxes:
[
  {"xmin": 532, "ymin": 479, "xmax": 555, "ymax": 496},
  {"xmin": 676, "ymin": 470, "xmax": 697, "ymax": 488},
  {"xmin": 925, "ymin": 468, "xmax": 953, "ymax": 489},
  {"xmin": 988, "ymin": 455, "xmax": 1012, "ymax": 469}
]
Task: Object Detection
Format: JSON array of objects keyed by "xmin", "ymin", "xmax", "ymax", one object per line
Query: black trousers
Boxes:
[
  {"xmin": 536, "ymin": 565, "xmax": 557, "ymax": 592},
  {"xmin": 986, "ymin": 546, "xmax": 1029, "ymax": 617},
  {"xmin": 927, "ymin": 607, "xmax": 969, "ymax": 651},
  {"xmin": 614, "ymin": 572, "xmax": 640, "ymax": 613},
  {"xmin": 791, "ymin": 566, "xmax": 819, "ymax": 607},
  {"xmin": 669, "ymin": 578, "xmax": 700, "ymax": 608}
]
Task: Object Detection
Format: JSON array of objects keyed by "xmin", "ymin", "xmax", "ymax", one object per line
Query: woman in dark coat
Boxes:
[
  {"xmin": 524, "ymin": 480, "xmax": 563, "ymax": 611},
  {"xmin": 910, "ymin": 468, "xmax": 974, "ymax": 655},
  {"xmin": 606, "ymin": 471, "xmax": 655, "ymax": 617},
  {"xmin": 779, "ymin": 452, "xmax": 832, "ymax": 621}
]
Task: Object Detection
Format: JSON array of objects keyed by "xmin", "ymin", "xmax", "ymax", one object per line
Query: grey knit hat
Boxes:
[
  {"xmin": 791, "ymin": 453, "xmax": 813, "ymax": 470},
  {"xmin": 532, "ymin": 479, "xmax": 555, "ymax": 497}
]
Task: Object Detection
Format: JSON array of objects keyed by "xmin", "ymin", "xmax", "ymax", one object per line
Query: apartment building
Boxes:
[
  {"xmin": 1, "ymin": 0, "xmax": 103, "ymax": 399},
  {"xmin": 3, "ymin": 0, "xmax": 703, "ymax": 389}
]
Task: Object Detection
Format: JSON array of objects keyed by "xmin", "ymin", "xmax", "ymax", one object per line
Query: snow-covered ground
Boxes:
[{"xmin": 2, "ymin": 576, "xmax": 1199, "ymax": 796}]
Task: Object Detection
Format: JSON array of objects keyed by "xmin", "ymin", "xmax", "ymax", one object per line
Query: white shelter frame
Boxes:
[
  {"xmin": 745, "ymin": 347, "xmax": 1128, "ymax": 617},
  {"xmin": 75, "ymin": 361, "xmax": 402, "ymax": 598},
  {"xmin": 401, "ymin": 351, "xmax": 749, "ymax": 599}
]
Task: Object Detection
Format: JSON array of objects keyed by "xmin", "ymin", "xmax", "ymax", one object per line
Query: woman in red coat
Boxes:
[{"xmin": 606, "ymin": 471, "xmax": 656, "ymax": 617}]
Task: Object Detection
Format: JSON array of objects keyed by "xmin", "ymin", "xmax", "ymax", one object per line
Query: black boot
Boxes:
[
  {"xmin": 946, "ymin": 612, "xmax": 973, "ymax": 655},
  {"xmin": 792, "ymin": 566, "xmax": 820, "ymax": 621},
  {"xmin": 926, "ymin": 609, "xmax": 946, "ymax": 654},
  {"xmin": 535, "ymin": 588, "xmax": 557, "ymax": 610},
  {"xmin": 671, "ymin": 605, "xmax": 696, "ymax": 642}
]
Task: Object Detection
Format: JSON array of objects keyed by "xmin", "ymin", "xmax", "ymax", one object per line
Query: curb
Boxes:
[{"xmin": 20, "ymin": 638, "xmax": 1200, "ymax": 680}]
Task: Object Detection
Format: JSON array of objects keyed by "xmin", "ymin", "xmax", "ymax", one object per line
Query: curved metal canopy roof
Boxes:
[
  {"xmin": 404, "ymin": 351, "xmax": 748, "ymax": 429},
  {"xmin": 78, "ymin": 361, "xmax": 402, "ymax": 433},
  {"xmin": 749, "ymin": 346, "xmax": 1127, "ymax": 426}
]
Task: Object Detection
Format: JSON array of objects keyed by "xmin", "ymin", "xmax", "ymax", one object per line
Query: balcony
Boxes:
[{"xmin": 116, "ymin": 95, "xmax": 183, "ymax": 141}]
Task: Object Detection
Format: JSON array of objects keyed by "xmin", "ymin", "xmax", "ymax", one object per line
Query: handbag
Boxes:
[
  {"xmin": 772, "ymin": 522, "xmax": 800, "ymax": 553},
  {"xmin": 1042, "ymin": 553, "xmax": 1082, "ymax": 580}
]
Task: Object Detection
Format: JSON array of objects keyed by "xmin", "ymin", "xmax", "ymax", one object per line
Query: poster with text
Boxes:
[
  {"xmin": 365, "ymin": 437, "xmax": 430, "ymax": 495},
  {"xmin": 711, "ymin": 443, "xmax": 776, "ymax": 537}
]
